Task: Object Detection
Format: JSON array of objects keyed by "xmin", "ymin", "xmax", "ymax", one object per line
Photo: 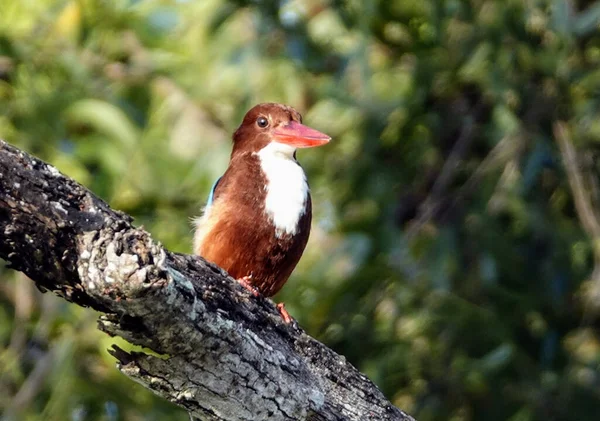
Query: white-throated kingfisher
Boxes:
[{"xmin": 193, "ymin": 103, "xmax": 331, "ymax": 322}]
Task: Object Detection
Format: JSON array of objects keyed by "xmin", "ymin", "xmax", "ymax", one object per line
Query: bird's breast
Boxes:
[{"xmin": 256, "ymin": 146, "xmax": 309, "ymax": 238}]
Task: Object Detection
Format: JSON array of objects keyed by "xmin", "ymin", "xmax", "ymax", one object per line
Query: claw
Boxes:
[
  {"xmin": 276, "ymin": 302, "xmax": 293, "ymax": 324},
  {"xmin": 236, "ymin": 274, "xmax": 259, "ymax": 297}
]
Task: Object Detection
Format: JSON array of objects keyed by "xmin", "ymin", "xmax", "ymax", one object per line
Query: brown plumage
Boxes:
[{"xmin": 194, "ymin": 103, "xmax": 330, "ymax": 298}]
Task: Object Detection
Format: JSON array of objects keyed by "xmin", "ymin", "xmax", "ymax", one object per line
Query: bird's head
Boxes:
[{"xmin": 232, "ymin": 103, "xmax": 330, "ymax": 158}]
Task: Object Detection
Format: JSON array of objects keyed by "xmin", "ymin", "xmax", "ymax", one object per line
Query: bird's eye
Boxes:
[{"xmin": 256, "ymin": 117, "xmax": 269, "ymax": 128}]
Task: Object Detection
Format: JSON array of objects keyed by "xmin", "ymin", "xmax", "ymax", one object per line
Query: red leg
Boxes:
[
  {"xmin": 276, "ymin": 302, "xmax": 293, "ymax": 324},
  {"xmin": 236, "ymin": 274, "xmax": 259, "ymax": 297}
]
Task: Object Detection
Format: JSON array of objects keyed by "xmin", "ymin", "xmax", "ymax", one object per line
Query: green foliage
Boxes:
[{"xmin": 2, "ymin": 0, "xmax": 600, "ymax": 420}]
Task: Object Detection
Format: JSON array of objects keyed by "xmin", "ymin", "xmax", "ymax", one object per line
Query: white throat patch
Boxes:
[{"xmin": 256, "ymin": 142, "xmax": 309, "ymax": 238}]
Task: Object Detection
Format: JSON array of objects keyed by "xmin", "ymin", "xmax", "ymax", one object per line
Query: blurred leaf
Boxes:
[
  {"xmin": 573, "ymin": 3, "xmax": 600, "ymax": 37},
  {"xmin": 52, "ymin": 1, "xmax": 82, "ymax": 43},
  {"xmin": 550, "ymin": 0, "xmax": 573, "ymax": 35},
  {"xmin": 64, "ymin": 99, "xmax": 140, "ymax": 149}
]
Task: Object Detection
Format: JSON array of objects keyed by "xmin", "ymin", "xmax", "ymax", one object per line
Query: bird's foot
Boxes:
[
  {"xmin": 236, "ymin": 275, "xmax": 259, "ymax": 297},
  {"xmin": 276, "ymin": 302, "xmax": 293, "ymax": 324}
]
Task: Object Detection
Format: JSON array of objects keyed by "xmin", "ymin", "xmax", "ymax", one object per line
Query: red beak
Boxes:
[{"xmin": 272, "ymin": 121, "xmax": 331, "ymax": 148}]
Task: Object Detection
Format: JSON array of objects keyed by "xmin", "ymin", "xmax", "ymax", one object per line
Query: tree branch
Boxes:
[
  {"xmin": 554, "ymin": 122, "xmax": 600, "ymax": 313},
  {"xmin": 0, "ymin": 140, "xmax": 413, "ymax": 421}
]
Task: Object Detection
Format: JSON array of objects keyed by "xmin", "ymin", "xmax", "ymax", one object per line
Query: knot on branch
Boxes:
[{"xmin": 77, "ymin": 227, "xmax": 168, "ymax": 304}]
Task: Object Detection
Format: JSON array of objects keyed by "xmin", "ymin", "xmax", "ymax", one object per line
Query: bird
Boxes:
[{"xmin": 193, "ymin": 103, "xmax": 330, "ymax": 322}]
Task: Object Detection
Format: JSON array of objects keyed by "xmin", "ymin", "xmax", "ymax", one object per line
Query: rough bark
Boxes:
[{"xmin": 0, "ymin": 140, "xmax": 414, "ymax": 421}]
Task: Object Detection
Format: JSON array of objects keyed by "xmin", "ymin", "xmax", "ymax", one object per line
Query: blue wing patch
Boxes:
[{"xmin": 206, "ymin": 176, "xmax": 222, "ymax": 208}]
